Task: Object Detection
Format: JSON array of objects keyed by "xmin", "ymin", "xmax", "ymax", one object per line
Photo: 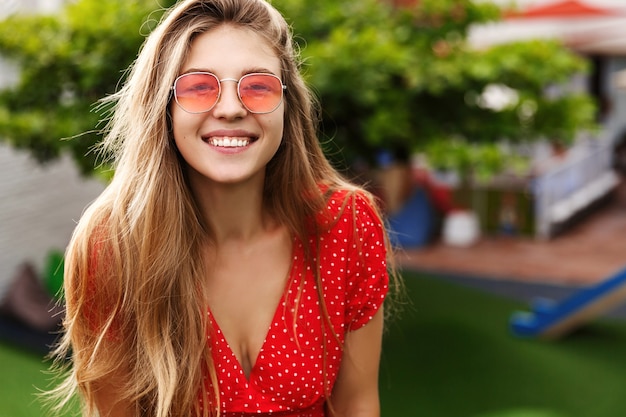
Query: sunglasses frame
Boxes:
[{"xmin": 172, "ymin": 72, "xmax": 287, "ymax": 114}]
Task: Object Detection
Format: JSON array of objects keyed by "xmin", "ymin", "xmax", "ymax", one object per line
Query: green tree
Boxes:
[
  {"xmin": 0, "ymin": 0, "xmax": 597, "ymax": 177},
  {"xmin": 274, "ymin": 0, "xmax": 596, "ymax": 174},
  {"xmin": 0, "ymin": 0, "xmax": 175, "ymax": 175}
]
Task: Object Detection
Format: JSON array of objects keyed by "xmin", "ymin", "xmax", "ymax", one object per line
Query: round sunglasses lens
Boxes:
[
  {"xmin": 239, "ymin": 74, "xmax": 283, "ymax": 113},
  {"xmin": 175, "ymin": 73, "xmax": 219, "ymax": 113}
]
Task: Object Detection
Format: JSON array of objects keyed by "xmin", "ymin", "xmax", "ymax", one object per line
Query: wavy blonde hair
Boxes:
[{"xmin": 52, "ymin": 1, "xmax": 396, "ymax": 416}]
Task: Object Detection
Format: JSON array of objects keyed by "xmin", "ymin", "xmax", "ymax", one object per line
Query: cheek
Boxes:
[
  {"xmin": 273, "ymin": 115, "xmax": 285, "ymax": 134},
  {"xmin": 257, "ymin": 111, "xmax": 284, "ymax": 143},
  {"xmin": 170, "ymin": 105, "xmax": 196, "ymax": 141}
]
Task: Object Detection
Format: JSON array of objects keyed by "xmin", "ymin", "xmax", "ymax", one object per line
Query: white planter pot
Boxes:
[{"xmin": 442, "ymin": 210, "xmax": 480, "ymax": 247}]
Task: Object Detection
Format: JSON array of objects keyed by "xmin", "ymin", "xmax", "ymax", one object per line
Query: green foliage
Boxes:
[
  {"xmin": 275, "ymin": 0, "xmax": 597, "ymax": 173},
  {"xmin": 44, "ymin": 249, "xmax": 65, "ymax": 300},
  {"xmin": 424, "ymin": 138, "xmax": 528, "ymax": 183},
  {"xmin": 0, "ymin": 0, "xmax": 174, "ymax": 174},
  {"xmin": 0, "ymin": 0, "xmax": 598, "ymax": 177}
]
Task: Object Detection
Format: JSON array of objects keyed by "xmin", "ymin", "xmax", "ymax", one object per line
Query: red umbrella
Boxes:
[{"xmin": 506, "ymin": 0, "xmax": 617, "ymax": 19}]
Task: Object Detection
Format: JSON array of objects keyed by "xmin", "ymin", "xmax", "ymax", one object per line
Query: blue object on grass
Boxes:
[
  {"xmin": 387, "ymin": 188, "xmax": 434, "ymax": 249},
  {"xmin": 510, "ymin": 266, "xmax": 626, "ymax": 339}
]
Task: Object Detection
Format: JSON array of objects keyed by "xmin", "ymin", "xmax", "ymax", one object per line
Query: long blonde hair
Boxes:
[{"xmin": 52, "ymin": 1, "xmax": 396, "ymax": 416}]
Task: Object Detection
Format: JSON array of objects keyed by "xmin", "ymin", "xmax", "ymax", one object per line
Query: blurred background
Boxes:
[{"xmin": 1, "ymin": 0, "xmax": 626, "ymax": 416}]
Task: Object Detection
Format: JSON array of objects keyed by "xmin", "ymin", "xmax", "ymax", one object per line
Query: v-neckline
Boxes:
[{"xmin": 207, "ymin": 240, "xmax": 300, "ymax": 384}]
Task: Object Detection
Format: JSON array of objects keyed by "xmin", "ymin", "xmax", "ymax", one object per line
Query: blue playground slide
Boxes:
[{"xmin": 510, "ymin": 266, "xmax": 626, "ymax": 339}]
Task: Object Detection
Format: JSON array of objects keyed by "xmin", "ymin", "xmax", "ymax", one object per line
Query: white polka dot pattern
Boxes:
[{"xmin": 202, "ymin": 189, "xmax": 389, "ymax": 416}]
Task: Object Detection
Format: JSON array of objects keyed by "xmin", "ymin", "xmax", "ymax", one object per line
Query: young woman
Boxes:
[{"xmin": 54, "ymin": 0, "xmax": 397, "ymax": 416}]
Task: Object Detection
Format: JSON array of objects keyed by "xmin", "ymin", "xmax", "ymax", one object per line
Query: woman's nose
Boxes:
[{"xmin": 212, "ymin": 81, "xmax": 247, "ymax": 119}]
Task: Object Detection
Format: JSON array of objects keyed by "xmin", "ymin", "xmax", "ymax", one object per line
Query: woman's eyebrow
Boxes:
[
  {"xmin": 178, "ymin": 67, "xmax": 278, "ymax": 76},
  {"xmin": 179, "ymin": 67, "xmax": 217, "ymax": 75},
  {"xmin": 241, "ymin": 67, "xmax": 277, "ymax": 75}
]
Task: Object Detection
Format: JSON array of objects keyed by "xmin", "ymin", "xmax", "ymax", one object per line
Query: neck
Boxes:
[{"xmin": 188, "ymin": 174, "xmax": 272, "ymax": 244}]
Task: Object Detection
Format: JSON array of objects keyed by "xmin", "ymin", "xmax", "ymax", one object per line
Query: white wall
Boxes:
[
  {"xmin": 0, "ymin": 0, "xmax": 66, "ymax": 19},
  {"xmin": 0, "ymin": 144, "xmax": 106, "ymax": 299},
  {"xmin": 0, "ymin": 0, "xmax": 20, "ymax": 20},
  {"xmin": 604, "ymin": 57, "xmax": 626, "ymax": 143},
  {"xmin": 0, "ymin": 56, "xmax": 18, "ymax": 90}
]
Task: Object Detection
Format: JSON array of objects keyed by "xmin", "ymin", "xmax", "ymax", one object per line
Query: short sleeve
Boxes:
[{"xmin": 344, "ymin": 193, "xmax": 389, "ymax": 331}]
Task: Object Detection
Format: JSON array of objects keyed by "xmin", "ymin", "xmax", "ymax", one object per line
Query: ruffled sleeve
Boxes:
[{"xmin": 342, "ymin": 192, "xmax": 389, "ymax": 331}]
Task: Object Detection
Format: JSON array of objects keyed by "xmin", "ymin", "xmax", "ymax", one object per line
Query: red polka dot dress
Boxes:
[{"xmin": 202, "ymin": 189, "xmax": 389, "ymax": 416}]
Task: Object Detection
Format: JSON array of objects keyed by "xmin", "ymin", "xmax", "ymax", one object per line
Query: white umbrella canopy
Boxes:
[{"xmin": 470, "ymin": 0, "xmax": 626, "ymax": 55}]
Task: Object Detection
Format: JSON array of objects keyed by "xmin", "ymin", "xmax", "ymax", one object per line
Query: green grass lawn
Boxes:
[
  {"xmin": 0, "ymin": 343, "xmax": 66, "ymax": 417},
  {"xmin": 380, "ymin": 272, "xmax": 626, "ymax": 417},
  {"xmin": 3, "ymin": 271, "xmax": 626, "ymax": 416}
]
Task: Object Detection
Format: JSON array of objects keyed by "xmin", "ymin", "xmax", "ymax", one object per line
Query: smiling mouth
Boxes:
[{"xmin": 204, "ymin": 136, "xmax": 257, "ymax": 148}]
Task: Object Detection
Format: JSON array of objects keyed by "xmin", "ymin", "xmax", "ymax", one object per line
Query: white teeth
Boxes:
[{"xmin": 209, "ymin": 136, "xmax": 250, "ymax": 148}]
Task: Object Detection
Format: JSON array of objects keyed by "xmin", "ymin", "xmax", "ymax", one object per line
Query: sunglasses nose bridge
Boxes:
[{"xmin": 214, "ymin": 78, "xmax": 247, "ymax": 113}]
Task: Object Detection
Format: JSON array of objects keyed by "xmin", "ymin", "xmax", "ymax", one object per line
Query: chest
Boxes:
[
  {"xmin": 205, "ymin": 230, "xmax": 294, "ymax": 376},
  {"xmin": 205, "ymin": 239, "xmax": 350, "ymax": 414}
]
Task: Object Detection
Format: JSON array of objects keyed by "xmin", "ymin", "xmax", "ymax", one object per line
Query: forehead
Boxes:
[{"xmin": 181, "ymin": 25, "xmax": 281, "ymax": 76}]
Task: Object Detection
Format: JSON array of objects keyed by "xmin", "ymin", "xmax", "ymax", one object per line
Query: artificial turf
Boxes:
[
  {"xmin": 0, "ymin": 343, "xmax": 65, "ymax": 417},
  {"xmin": 380, "ymin": 272, "xmax": 626, "ymax": 417},
  {"xmin": 3, "ymin": 272, "xmax": 626, "ymax": 416}
]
